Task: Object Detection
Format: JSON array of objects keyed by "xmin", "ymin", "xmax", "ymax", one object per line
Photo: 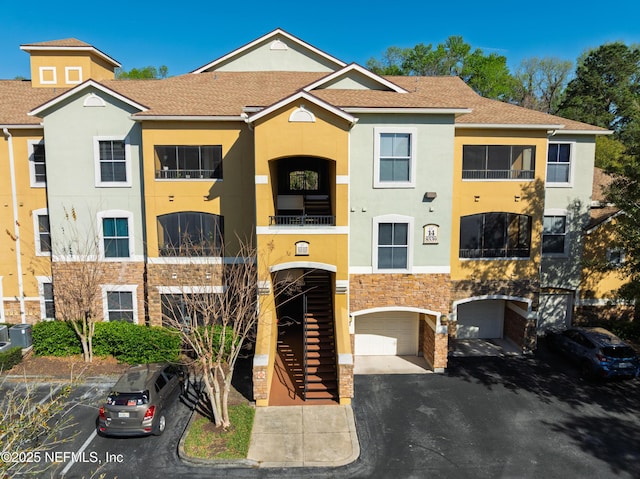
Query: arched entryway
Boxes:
[{"xmin": 269, "ymin": 268, "xmax": 338, "ymax": 405}]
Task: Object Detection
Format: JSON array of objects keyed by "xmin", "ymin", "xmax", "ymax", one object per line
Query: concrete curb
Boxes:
[{"xmin": 177, "ymin": 406, "xmax": 259, "ymax": 469}]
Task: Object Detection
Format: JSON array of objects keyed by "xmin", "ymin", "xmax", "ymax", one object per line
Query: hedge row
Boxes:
[
  {"xmin": 32, "ymin": 321, "xmax": 181, "ymax": 364},
  {"xmin": 0, "ymin": 346, "xmax": 23, "ymax": 371}
]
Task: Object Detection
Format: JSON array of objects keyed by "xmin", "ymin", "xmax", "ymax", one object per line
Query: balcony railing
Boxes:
[
  {"xmin": 462, "ymin": 169, "xmax": 535, "ymax": 180},
  {"xmin": 269, "ymin": 215, "xmax": 335, "ymax": 226},
  {"xmin": 459, "ymin": 248, "xmax": 530, "ymax": 259},
  {"xmin": 156, "ymin": 169, "xmax": 220, "ymax": 179}
]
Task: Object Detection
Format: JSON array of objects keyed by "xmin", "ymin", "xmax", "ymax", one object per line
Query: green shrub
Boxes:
[
  {"xmin": 94, "ymin": 322, "xmax": 181, "ymax": 364},
  {"xmin": 32, "ymin": 321, "xmax": 82, "ymax": 356},
  {"xmin": 30, "ymin": 320, "xmax": 181, "ymax": 364},
  {"xmin": 0, "ymin": 346, "xmax": 23, "ymax": 371}
]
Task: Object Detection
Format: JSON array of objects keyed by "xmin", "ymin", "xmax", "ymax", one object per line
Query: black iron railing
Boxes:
[
  {"xmin": 269, "ymin": 215, "xmax": 335, "ymax": 226},
  {"xmin": 462, "ymin": 169, "xmax": 535, "ymax": 180},
  {"xmin": 156, "ymin": 169, "xmax": 221, "ymax": 179}
]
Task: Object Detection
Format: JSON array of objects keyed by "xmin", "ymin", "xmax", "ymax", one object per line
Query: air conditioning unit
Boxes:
[
  {"xmin": 0, "ymin": 341, "xmax": 13, "ymax": 353},
  {"xmin": 9, "ymin": 324, "xmax": 32, "ymax": 348},
  {"xmin": 0, "ymin": 325, "xmax": 8, "ymax": 342}
]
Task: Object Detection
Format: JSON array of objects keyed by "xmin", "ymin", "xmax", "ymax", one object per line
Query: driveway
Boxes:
[{"xmin": 6, "ymin": 345, "xmax": 638, "ymax": 478}]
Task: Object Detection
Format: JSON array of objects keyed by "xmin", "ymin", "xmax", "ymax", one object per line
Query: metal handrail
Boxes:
[
  {"xmin": 462, "ymin": 169, "xmax": 535, "ymax": 180},
  {"xmin": 269, "ymin": 215, "xmax": 335, "ymax": 226},
  {"xmin": 155, "ymin": 169, "xmax": 220, "ymax": 179},
  {"xmin": 302, "ymin": 293, "xmax": 308, "ymax": 400}
]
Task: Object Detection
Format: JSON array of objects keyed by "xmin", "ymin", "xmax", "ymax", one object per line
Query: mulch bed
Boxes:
[{"xmin": 4, "ymin": 351, "xmax": 128, "ymax": 380}]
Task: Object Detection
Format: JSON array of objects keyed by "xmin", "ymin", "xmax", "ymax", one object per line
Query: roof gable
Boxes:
[
  {"xmin": 29, "ymin": 80, "xmax": 147, "ymax": 116},
  {"xmin": 247, "ymin": 90, "xmax": 356, "ymax": 126},
  {"xmin": 304, "ymin": 64, "xmax": 407, "ymax": 93},
  {"xmin": 192, "ymin": 28, "xmax": 346, "ymax": 74}
]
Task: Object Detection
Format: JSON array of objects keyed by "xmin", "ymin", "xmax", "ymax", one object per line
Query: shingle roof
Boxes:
[
  {"xmin": 21, "ymin": 38, "xmax": 92, "ymax": 48},
  {"xmin": 3, "ymin": 64, "xmax": 610, "ymax": 133},
  {"xmin": 0, "ymin": 80, "xmax": 66, "ymax": 125}
]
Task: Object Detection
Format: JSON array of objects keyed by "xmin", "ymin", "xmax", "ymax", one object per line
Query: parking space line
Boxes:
[{"xmin": 59, "ymin": 430, "xmax": 97, "ymax": 477}]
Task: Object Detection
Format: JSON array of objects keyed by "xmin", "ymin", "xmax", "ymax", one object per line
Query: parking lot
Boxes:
[{"xmin": 3, "ymin": 344, "xmax": 639, "ymax": 478}]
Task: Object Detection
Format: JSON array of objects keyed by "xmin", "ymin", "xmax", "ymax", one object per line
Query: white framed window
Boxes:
[
  {"xmin": 33, "ymin": 208, "xmax": 51, "ymax": 256},
  {"xmin": 93, "ymin": 136, "xmax": 132, "ymax": 187},
  {"xmin": 374, "ymin": 127, "xmax": 417, "ymax": 188},
  {"xmin": 39, "ymin": 66, "xmax": 56, "ymax": 85},
  {"xmin": 542, "ymin": 210, "xmax": 569, "ymax": 256},
  {"xmin": 65, "ymin": 66, "xmax": 83, "ymax": 84},
  {"xmin": 606, "ymin": 248, "xmax": 625, "ymax": 266},
  {"xmin": 101, "ymin": 285, "xmax": 138, "ymax": 323},
  {"xmin": 36, "ymin": 276, "xmax": 55, "ymax": 320},
  {"xmin": 547, "ymin": 142, "xmax": 574, "ymax": 186},
  {"xmin": 97, "ymin": 210, "xmax": 134, "ymax": 260},
  {"xmin": 373, "ymin": 214, "xmax": 413, "ymax": 272},
  {"xmin": 28, "ymin": 140, "xmax": 46, "ymax": 187}
]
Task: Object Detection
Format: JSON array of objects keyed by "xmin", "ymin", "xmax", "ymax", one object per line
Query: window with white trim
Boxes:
[
  {"xmin": 36, "ymin": 277, "xmax": 55, "ymax": 320},
  {"xmin": 28, "ymin": 140, "xmax": 46, "ymax": 187},
  {"xmin": 65, "ymin": 66, "xmax": 82, "ymax": 84},
  {"xmin": 39, "ymin": 66, "xmax": 56, "ymax": 84},
  {"xmin": 102, "ymin": 217, "xmax": 129, "ymax": 258},
  {"xmin": 43, "ymin": 282, "xmax": 55, "ymax": 319},
  {"xmin": 606, "ymin": 248, "xmax": 625, "ymax": 266},
  {"xmin": 98, "ymin": 210, "xmax": 134, "ymax": 259},
  {"xmin": 102, "ymin": 285, "xmax": 138, "ymax": 323},
  {"xmin": 94, "ymin": 136, "xmax": 131, "ymax": 186},
  {"xmin": 542, "ymin": 214, "xmax": 568, "ymax": 255},
  {"xmin": 373, "ymin": 215, "xmax": 413, "ymax": 271},
  {"xmin": 374, "ymin": 128, "xmax": 417, "ymax": 188},
  {"xmin": 547, "ymin": 143, "xmax": 573, "ymax": 185},
  {"xmin": 33, "ymin": 208, "xmax": 51, "ymax": 256}
]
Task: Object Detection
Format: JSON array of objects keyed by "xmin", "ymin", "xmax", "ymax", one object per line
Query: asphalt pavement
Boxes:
[{"xmin": 3, "ymin": 344, "xmax": 639, "ymax": 479}]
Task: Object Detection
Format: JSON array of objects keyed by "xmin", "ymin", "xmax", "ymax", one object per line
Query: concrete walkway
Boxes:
[{"xmin": 247, "ymin": 405, "xmax": 359, "ymax": 467}]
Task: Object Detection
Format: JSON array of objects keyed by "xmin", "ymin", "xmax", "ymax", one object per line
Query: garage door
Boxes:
[
  {"xmin": 538, "ymin": 293, "xmax": 572, "ymax": 332},
  {"xmin": 355, "ymin": 311, "xmax": 419, "ymax": 355},
  {"xmin": 457, "ymin": 300, "xmax": 504, "ymax": 339}
]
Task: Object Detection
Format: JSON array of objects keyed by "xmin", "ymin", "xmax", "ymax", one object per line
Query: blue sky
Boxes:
[{"xmin": 2, "ymin": 0, "xmax": 639, "ymax": 79}]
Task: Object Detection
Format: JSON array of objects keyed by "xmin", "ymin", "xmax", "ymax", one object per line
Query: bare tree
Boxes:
[
  {"xmin": 161, "ymin": 236, "xmax": 300, "ymax": 429},
  {"xmin": 0, "ymin": 376, "xmax": 76, "ymax": 477},
  {"xmin": 51, "ymin": 206, "xmax": 106, "ymax": 362}
]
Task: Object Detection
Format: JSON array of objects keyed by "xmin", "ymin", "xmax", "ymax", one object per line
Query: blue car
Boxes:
[{"xmin": 547, "ymin": 327, "xmax": 640, "ymax": 379}]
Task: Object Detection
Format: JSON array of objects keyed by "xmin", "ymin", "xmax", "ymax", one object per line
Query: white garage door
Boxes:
[
  {"xmin": 457, "ymin": 300, "xmax": 504, "ymax": 339},
  {"xmin": 355, "ymin": 311, "xmax": 419, "ymax": 356},
  {"xmin": 538, "ymin": 293, "xmax": 573, "ymax": 332}
]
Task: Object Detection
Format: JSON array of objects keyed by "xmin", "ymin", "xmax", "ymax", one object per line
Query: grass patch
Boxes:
[{"xmin": 183, "ymin": 404, "xmax": 255, "ymax": 460}]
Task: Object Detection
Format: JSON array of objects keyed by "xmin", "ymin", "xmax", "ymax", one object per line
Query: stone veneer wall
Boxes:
[
  {"xmin": 2, "ymin": 300, "xmax": 42, "ymax": 324},
  {"xmin": 504, "ymin": 306, "xmax": 536, "ymax": 352},
  {"xmin": 52, "ymin": 261, "xmax": 146, "ymax": 323},
  {"xmin": 350, "ymin": 274, "xmax": 451, "ymax": 312},
  {"xmin": 146, "ymin": 263, "xmax": 224, "ymax": 326},
  {"xmin": 338, "ymin": 363, "xmax": 354, "ymax": 401}
]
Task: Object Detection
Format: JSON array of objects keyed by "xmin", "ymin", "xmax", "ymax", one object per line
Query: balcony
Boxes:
[
  {"xmin": 462, "ymin": 169, "xmax": 535, "ymax": 180},
  {"xmin": 270, "ymin": 215, "xmax": 335, "ymax": 226},
  {"xmin": 155, "ymin": 168, "xmax": 219, "ymax": 179},
  {"xmin": 270, "ymin": 194, "xmax": 334, "ymax": 227}
]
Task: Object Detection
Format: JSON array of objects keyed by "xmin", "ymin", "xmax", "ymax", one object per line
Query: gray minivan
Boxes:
[{"xmin": 98, "ymin": 363, "xmax": 186, "ymax": 436}]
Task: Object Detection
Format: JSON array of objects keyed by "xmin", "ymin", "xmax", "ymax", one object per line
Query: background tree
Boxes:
[
  {"xmin": 557, "ymin": 42, "xmax": 640, "ymax": 156},
  {"xmin": 51, "ymin": 207, "xmax": 105, "ymax": 362},
  {"xmin": 513, "ymin": 57, "xmax": 573, "ymax": 113},
  {"xmin": 115, "ymin": 65, "xmax": 169, "ymax": 79},
  {"xmin": 367, "ymin": 36, "xmax": 516, "ymax": 100},
  {"xmin": 604, "ymin": 155, "xmax": 640, "ymax": 306}
]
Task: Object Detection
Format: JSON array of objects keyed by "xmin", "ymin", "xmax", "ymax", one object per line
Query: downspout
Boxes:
[{"xmin": 3, "ymin": 127, "xmax": 26, "ymax": 323}]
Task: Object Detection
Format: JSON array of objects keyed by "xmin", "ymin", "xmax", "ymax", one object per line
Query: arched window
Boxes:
[{"xmin": 157, "ymin": 212, "xmax": 223, "ymax": 256}]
